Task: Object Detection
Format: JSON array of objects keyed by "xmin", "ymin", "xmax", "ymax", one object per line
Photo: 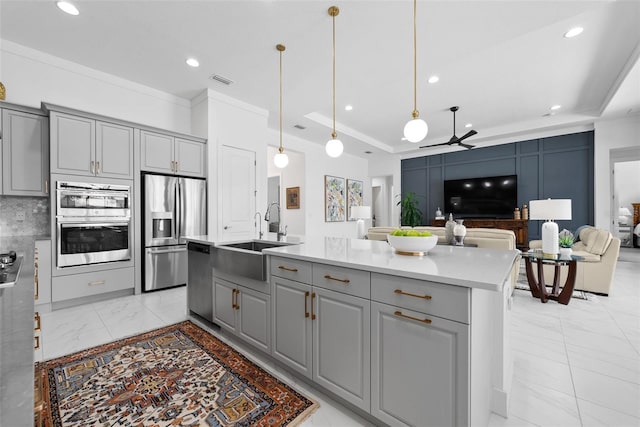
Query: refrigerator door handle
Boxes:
[{"xmin": 176, "ymin": 181, "xmax": 182, "ymax": 241}]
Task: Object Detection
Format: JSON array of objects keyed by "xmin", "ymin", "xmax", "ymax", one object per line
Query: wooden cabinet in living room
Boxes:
[
  {"xmin": 1, "ymin": 105, "xmax": 49, "ymax": 196},
  {"xmin": 50, "ymin": 111, "xmax": 133, "ymax": 179},
  {"xmin": 140, "ymin": 130, "xmax": 205, "ymax": 177}
]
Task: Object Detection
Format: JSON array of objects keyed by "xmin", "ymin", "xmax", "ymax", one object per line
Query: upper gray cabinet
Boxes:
[
  {"xmin": 50, "ymin": 111, "xmax": 133, "ymax": 180},
  {"xmin": 140, "ymin": 130, "xmax": 205, "ymax": 177},
  {"xmin": 1, "ymin": 107, "xmax": 49, "ymax": 196}
]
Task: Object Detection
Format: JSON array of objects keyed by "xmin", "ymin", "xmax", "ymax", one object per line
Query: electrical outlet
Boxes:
[{"xmin": 15, "ymin": 211, "xmax": 26, "ymax": 221}]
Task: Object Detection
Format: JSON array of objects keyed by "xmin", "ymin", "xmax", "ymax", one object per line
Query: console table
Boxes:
[{"xmin": 431, "ymin": 218, "xmax": 529, "ymax": 250}]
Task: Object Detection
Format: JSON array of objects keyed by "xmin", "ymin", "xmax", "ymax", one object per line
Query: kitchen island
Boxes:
[{"xmin": 186, "ymin": 236, "xmax": 518, "ymax": 426}]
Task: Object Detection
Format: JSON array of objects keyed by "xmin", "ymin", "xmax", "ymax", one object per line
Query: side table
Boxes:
[{"xmin": 521, "ymin": 251, "xmax": 584, "ymax": 305}]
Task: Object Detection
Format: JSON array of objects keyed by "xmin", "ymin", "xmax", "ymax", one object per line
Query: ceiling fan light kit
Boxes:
[
  {"xmin": 325, "ymin": 6, "xmax": 344, "ymax": 158},
  {"xmin": 274, "ymin": 43, "xmax": 289, "ymax": 168},
  {"xmin": 404, "ymin": 0, "xmax": 428, "ymax": 144}
]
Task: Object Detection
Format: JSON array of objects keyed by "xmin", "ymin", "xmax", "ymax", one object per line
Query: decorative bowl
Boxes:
[{"xmin": 387, "ymin": 234, "xmax": 438, "ymax": 255}]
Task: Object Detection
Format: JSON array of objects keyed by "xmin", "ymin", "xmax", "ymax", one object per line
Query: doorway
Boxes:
[
  {"xmin": 610, "ymin": 147, "xmax": 640, "ymax": 247},
  {"xmin": 371, "ymin": 175, "xmax": 394, "ymax": 227}
]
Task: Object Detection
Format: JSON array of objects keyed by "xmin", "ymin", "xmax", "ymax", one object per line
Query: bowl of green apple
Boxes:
[{"xmin": 387, "ymin": 229, "xmax": 438, "ymax": 255}]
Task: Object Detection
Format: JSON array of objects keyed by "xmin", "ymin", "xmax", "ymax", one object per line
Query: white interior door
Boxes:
[{"xmin": 221, "ymin": 145, "xmax": 256, "ymax": 240}]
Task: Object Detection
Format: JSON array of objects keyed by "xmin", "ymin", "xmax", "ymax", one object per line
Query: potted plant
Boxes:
[
  {"xmin": 558, "ymin": 229, "xmax": 574, "ymax": 257},
  {"xmin": 397, "ymin": 192, "xmax": 424, "ymax": 227}
]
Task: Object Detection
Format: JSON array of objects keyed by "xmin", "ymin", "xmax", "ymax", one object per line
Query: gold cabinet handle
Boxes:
[
  {"xmin": 44, "ymin": 179, "xmax": 48, "ymax": 194},
  {"xmin": 394, "ymin": 289, "xmax": 432, "ymax": 300},
  {"xmin": 394, "ymin": 310, "xmax": 432, "ymax": 325},
  {"xmin": 278, "ymin": 265, "xmax": 298, "ymax": 272},
  {"xmin": 304, "ymin": 291, "xmax": 310, "ymax": 318},
  {"xmin": 34, "ymin": 258, "xmax": 39, "ymax": 300},
  {"xmin": 34, "ymin": 335, "xmax": 40, "ymax": 350},
  {"xmin": 231, "ymin": 288, "xmax": 236, "ymax": 309},
  {"xmin": 175, "ymin": 161, "xmax": 179, "ymax": 171},
  {"xmin": 96, "ymin": 161, "xmax": 101, "ymax": 174},
  {"xmin": 311, "ymin": 292, "xmax": 316, "ymax": 320},
  {"xmin": 235, "ymin": 289, "xmax": 240, "ymax": 310},
  {"xmin": 90, "ymin": 160, "xmax": 95, "ymax": 174},
  {"xmin": 88, "ymin": 280, "xmax": 105, "ymax": 286},
  {"xmin": 34, "ymin": 312, "xmax": 41, "ymax": 332},
  {"xmin": 324, "ymin": 274, "xmax": 350, "ymax": 284}
]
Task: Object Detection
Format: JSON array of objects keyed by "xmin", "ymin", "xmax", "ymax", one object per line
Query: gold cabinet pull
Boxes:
[
  {"xmin": 278, "ymin": 265, "xmax": 298, "ymax": 272},
  {"xmin": 96, "ymin": 161, "xmax": 101, "ymax": 174},
  {"xmin": 90, "ymin": 160, "xmax": 95, "ymax": 174},
  {"xmin": 304, "ymin": 291, "xmax": 310, "ymax": 318},
  {"xmin": 34, "ymin": 335, "xmax": 40, "ymax": 350},
  {"xmin": 175, "ymin": 161, "xmax": 179, "ymax": 171},
  {"xmin": 234, "ymin": 289, "xmax": 240, "ymax": 310},
  {"xmin": 394, "ymin": 310, "xmax": 432, "ymax": 325},
  {"xmin": 324, "ymin": 274, "xmax": 350, "ymax": 284},
  {"xmin": 88, "ymin": 280, "xmax": 105, "ymax": 286},
  {"xmin": 231, "ymin": 288, "xmax": 236, "ymax": 309},
  {"xmin": 34, "ymin": 312, "xmax": 41, "ymax": 332},
  {"xmin": 311, "ymin": 292, "xmax": 316, "ymax": 320},
  {"xmin": 394, "ymin": 289, "xmax": 432, "ymax": 300},
  {"xmin": 44, "ymin": 179, "xmax": 48, "ymax": 194}
]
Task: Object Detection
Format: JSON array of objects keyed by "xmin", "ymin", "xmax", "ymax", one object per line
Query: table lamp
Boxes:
[
  {"xmin": 350, "ymin": 206, "xmax": 371, "ymax": 239},
  {"xmin": 529, "ymin": 199, "xmax": 572, "ymax": 256},
  {"xmin": 619, "ymin": 207, "xmax": 632, "ymax": 225}
]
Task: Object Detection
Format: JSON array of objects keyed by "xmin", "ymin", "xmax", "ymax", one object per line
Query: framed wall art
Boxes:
[
  {"xmin": 347, "ymin": 179, "xmax": 363, "ymax": 221},
  {"xmin": 286, "ymin": 187, "xmax": 300, "ymax": 209},
  {"xmin": 324, "ymin": 175, "xmax": 345, "ymax": 222}
]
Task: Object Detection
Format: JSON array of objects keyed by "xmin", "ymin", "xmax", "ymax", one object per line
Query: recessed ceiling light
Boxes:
[
  {"xmin": 550, "ymin": 105, "xmax": 562, "ymax": 110},
  {"xmin": 427, "ymin": 75, "xmax": 439, "ymax": 84},
  {"xmin": 185, "ymin": 58, "xmax": 200, "ymax": 67},
  {"xmin": 564, "ymin": 27, "xmax": 584, "ymax": 38},
  {"xmin": 464, "ymin": 123, "xmax": 472, "ymax": 128},
  {"xmin": 345, "ymin": 105, "xmax": 353, "ymax": 111},
  {"xmin": 57, "ymin": 1, "xmax": 79, "ymax": 15}
]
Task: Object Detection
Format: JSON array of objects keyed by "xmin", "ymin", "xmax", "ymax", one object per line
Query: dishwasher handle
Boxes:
[{"xmin": 187, "ymin": 242, "xmax": 210, "ymax": 254}]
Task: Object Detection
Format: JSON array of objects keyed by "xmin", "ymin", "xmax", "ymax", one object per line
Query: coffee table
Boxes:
[{"xmin": 521, "ymin": 251, "xmax": 584, "ymax": 305}]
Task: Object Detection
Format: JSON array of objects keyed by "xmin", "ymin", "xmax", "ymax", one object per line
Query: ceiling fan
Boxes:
[{"xmin": 420, "ymin": 106, "xmax": 478, "ymax": 150}]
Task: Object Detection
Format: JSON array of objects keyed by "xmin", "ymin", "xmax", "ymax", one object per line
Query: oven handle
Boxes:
[
  {"xmin": 57, "ymin": 216, "xmax": 130, "ymax": 224},
  {"xmin": 147, "ymin": 247, "xmax": 187, "ymax": 254},
  {"xmin": 59, "ymin": 221, "xmax": 130, "ymax": 228}
]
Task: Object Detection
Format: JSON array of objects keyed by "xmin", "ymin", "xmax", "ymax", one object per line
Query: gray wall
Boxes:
[{"xmin": 401, "ymin": 131, "xmax": 594, "ymax": 240}]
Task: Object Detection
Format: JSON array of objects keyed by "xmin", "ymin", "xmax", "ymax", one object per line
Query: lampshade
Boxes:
[
  {"xmin": 529, "ymin": 199, "xmax": 572, "ymax": 221},
  {"xmin": 350, "ymin": 205, "xmax": 371, "ymax": 220},
  {"xmin": 619, "ymin": 207, "xmax": 632, "ymax": 216}
]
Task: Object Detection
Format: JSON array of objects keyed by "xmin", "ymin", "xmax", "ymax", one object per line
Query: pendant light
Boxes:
[
  {"xmin": 403, "ymin": 0, "xmax": 428, "ymax": 143},
  {"xmin": 325, "ymin": 6, "xmax": 343, "ymax": 158},
  {"xmin": 273, "ymin": 44, "xmax": 289, "ymax": 168}
]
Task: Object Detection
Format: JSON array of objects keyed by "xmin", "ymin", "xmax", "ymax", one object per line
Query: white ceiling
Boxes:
[{"xmin": 2, "ymin": 0, "xmax": 639, "ymax": 159}]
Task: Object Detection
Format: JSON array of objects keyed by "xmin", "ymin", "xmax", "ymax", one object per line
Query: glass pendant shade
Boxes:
[
  {"xmin": 404, "ymin": 117, "xmax": 428, "ymax": 143},
  {"xmin": 325, "ymin": 138, "xmax": 343, "ymax": 158},
  {"xmin": 274, "ymin": 152, "xmax": 289, "ymax": 168}
]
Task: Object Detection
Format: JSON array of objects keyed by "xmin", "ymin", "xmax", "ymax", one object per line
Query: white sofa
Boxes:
[
  {"xmin": 529, "ymin": 226, "xmax": 621, "ymax": 295},
  {"xmin": 368, "ymin": 226, "xmax": 520, "ymax": 288}
]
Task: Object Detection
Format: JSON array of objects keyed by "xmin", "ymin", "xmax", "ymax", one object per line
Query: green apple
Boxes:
[
  {"xmin": 405, "ymin": 229, "xmax": 420, "ymax": 237},
  {"xmin": 419, "ymin": 231, "xmax": 432, "ymax": 237}
]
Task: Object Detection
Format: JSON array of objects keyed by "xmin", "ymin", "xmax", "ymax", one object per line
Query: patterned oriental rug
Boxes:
[{"xmin": 35, "ymin": 321, "xmax": 318, "ymax": 426}]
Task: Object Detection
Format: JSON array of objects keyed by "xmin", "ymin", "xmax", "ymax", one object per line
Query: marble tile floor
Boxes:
[{"xmin": 38, "ymin": 247, "xmax": 640, "ymax": 426}]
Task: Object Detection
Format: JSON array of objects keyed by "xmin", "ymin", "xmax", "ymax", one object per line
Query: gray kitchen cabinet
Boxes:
[
  {"xmin": 271, "ymin": 258, "xmax": 371, "ymax": 411},
  {"xmin": 213, "ymin": 276, "xmax": 271, "ymax": 353},
  {"xmin": 1, "ymin": 108, "xmax": 49, "ymax": 196},
  {"xmin": 51, "ymin": 267, "xmax": 134, "ymax": 302},
  {"xmin": 371, "ymin": 301, "xmax": 469, "ymax": 427},
  {"xmin": 50, "ymin": 111, "xmax": 133, "ymax": 179},
  {"xmin": 140, "ymin": 130, "xmax": 205, "ymax": 177}
]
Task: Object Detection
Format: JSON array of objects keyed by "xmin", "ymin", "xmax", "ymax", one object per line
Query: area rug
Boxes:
[{"xmin": 35, "ymin": 321, "xmax": 318, "ymax": 426}]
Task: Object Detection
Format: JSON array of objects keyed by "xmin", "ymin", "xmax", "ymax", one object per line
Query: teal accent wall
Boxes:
[{"xmin": 401, "ymin": 131, "xmax": 594, "ymax": 239}]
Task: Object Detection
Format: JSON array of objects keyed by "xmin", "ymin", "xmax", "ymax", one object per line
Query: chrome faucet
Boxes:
[
  {"xmin": 254, "ymin": 211, "xmax": 263, "ymax": 240},
  {"xmin": 265, "ymin": 202, "xmax": 286, "ymax": 240}
]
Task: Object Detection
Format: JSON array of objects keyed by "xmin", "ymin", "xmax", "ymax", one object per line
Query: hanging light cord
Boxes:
[
  {"xmin": 330, "ymin": 6, "xmax": 339, "ymax": 139},
  {"xmin": 278, "ymin": 45, "xmax": 284, "ymax": 153},
  {"xmin": 412, "ymin": 0, "xmax": 419, "ymax": 119}
]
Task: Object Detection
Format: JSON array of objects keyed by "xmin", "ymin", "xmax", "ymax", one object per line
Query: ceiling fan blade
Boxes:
[
  {"xmin": 419, "ymin": 141, "xmax": 453, "ymax": 149},
  {"xmin": 458, "ymin": 142, "xmax": 475, "ymax": 149},
  {"xmin": 457, "ymin": 130, "xmax": 478, "ymax": 142}
]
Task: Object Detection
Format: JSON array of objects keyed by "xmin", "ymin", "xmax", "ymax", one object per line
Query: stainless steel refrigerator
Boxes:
[{"xmin": 143, "ymin": 173, "xmax": 206, "ymax": 292}]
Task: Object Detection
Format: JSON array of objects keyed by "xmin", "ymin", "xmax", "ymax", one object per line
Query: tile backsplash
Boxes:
[{"xmin": 0, "ymin": 196, "xmax": 50, "ymax": 237}]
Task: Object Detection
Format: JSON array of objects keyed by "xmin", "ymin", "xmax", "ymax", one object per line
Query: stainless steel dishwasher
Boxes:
[{"xmin": 187, "ymin": 242, "xmax": 213, "ymax": 322}]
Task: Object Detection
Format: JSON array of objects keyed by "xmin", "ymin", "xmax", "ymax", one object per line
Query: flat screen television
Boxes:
[{"xmin": 444, "ymin": 174, "xmax": 517, "ymax": 218}]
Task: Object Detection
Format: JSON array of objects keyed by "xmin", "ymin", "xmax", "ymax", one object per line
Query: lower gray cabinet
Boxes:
[
  {"xmin": 370, "ymin": 301, "xmax": 469, "ymax": 427},
  {"xmin": 213, "ymin": 276, "xmax": 271, "ymax": 353},
  {"xmin": 271, "ymin": 275, "xmax": 371, "ymax": 411}
]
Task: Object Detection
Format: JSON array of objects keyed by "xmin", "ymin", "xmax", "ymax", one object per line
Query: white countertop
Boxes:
[
  {"xmin": 186, "ymin": 235, "xmax": 519, "ymax": 292},
  {"xmin": 185, "ymin": 233, "xmax": 303, "ymax": 246}
]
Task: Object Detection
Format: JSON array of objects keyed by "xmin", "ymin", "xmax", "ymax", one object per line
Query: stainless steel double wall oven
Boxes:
[{"xmin": 56, "ymin": 181, "xmax": 132, "ymax": 268}]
